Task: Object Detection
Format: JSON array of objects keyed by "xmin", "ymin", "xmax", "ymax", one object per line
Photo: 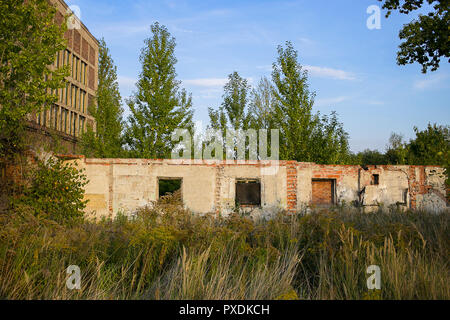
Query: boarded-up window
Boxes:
[
  {"xmin": 89, "ymin": 45, "xmax": 96, "ymax": 66},
  {"xmin": 73, "ymin": 30, "xmax": 81, "ymax": 54},
  {"xmin": 88, "ymin": 66, "xmax": 95, "ymax": 89},
  {"xmin": 82, "ymin": 38, "xmax": 89, "ymax": 60},
  {"xmin": 64, "ymin": 30, "xmax": 73, "ymax": 48},
  {"xmin": 236, "ymin": 179, "xmax": 261, "ymax": 206},
  {"xmin": 312, "ymin": 179, "xmax": 335, "ymax": 205}
]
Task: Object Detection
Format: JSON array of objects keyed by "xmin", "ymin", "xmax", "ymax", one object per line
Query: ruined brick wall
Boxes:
[{"xmin": 67, "ymin": 157, "xmax": 448, "ymax": 219}]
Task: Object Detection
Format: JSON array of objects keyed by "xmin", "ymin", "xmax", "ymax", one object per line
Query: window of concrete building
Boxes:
[
  {"xmin": 72, "ymin": 55, "xmax": 75, "ymax": 77},
  {"xmin": 311, "ymin": 179, "xmax": 336, "ymax": 206},
  {"xmin": 42, "ymin": 108, "xmax": 47, "ymax": 127},
  {"xmin": 72, "ymin": 85, "xmax": 76, "ymax": 107},
  {"xmin": 158, "ymin": 178, "xmax": 182, "ymax": 199},
  {"xmin": 67, "ymin": 51, "xmax": 71, "ymax": 66},
  {"xmin": 64, "ymin": 82, "xmax": 68, "ymax": 105},
  {"xmin": 235, "ymin": 179, "xmax": 261, "ymax": 206},
  {"xmin": 55, "ymin": 51, "xmax": 60, "ymax": 68},
  {"xmin": 82, "ymin": 62, "xmax": 87, "ymax": 85},
  {"xmin": 80, "ymin": 116, "xmax": 85, "ymax": 135},
  {"xmin": 69, "ymin": 112, "xmax": 73, "ymax": 135},
  {"xmin": 63, "ymin": 109, "xmax": 68, "ymax": 133},
  {"xmin": 49, "ymin": 106, "xmax": 53, "ymax": 129},
  {"xmin": 73, "ymin": 113, "xmax": 77, "ymax": 136},
  {"xmin": 74, "ymin": 87, "xmax": 78, "ymax": 110},
  {"xmin": 81, "ymin": 91, "xmax": 86, "ymax": 113},
  {"xmin": 371, "ymin": 174, "xmax": 379, "ymax": 185},
  {"xmin": 54, "ymin": 106, "xmax": 59, "ymax": 130}
]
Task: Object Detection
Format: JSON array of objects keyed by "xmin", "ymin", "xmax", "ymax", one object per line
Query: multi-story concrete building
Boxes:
[{"xmin": 27, "ymin": 0, "xmax": 98, "ymax": 154}]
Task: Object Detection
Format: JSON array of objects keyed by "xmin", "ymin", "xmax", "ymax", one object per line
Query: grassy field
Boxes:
[{"xmin": 0, "ymin": 194, "xmax": 448, "ymax": 300}]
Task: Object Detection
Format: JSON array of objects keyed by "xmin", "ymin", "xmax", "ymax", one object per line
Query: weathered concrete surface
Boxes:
[{"xmin": 67, "ymin": 157, "xmax": 449, "ymax": 218}]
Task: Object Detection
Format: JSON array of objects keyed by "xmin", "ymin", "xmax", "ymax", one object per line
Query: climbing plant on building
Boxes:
[{"xmin": 0, "ymin": 0, "xmax": 69, "ymax": 158}]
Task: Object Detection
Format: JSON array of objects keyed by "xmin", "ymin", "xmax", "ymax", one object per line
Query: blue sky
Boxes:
[{"xmin": 67, "ymin": 0, "xmax": 449, "ymax": 153}]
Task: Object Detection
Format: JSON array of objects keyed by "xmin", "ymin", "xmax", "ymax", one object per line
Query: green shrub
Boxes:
[{"xmin": 12, "ymin": 157, "xmax": 88, "ymax": 224}]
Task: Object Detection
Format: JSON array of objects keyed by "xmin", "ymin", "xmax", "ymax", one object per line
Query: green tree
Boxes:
[
  {"xmin": 81, "ymin": 38, "xmax": 124, "ymax": 158},
  {"xmin": 248, "ymin": 76, "xmax": 277, "ymax": 130},
  {"xmin": 379, "ymin": 0, "xmax": 449, "ymax": 73},
  {"xmin": 271, "ymin": 42, "xmax": 317, "ymax": 162},
  {"xmin": 221, "ymin": 72, "xmax": 251, "ymax": 130},
  {"xmin": 349, "ymin": 149, "xmax": 388, "ymax": 166},
  {"xmin": 385, "ymin": 132, "xmax": 408, "ymax": 164},
  {"xmin": 207, "ymin": 72, "xmax": 251, "ymax": 160},
  {"xmin": 406, "ymin": 123, "xmax": 449, "ymax": 165},
  {"xmin": 208, "ymin": 72, "xmax": 251, "ymax": 132},
  {"xmin": 311, "ymin": 112, "xmax": 350, "ymax": 164},
  {"xmin": 125, "ymin": 23, "xmax": 194, "ymax": 159},
  {"xmin": 271, "ymin": 41, "xmax": 349, "ymax": 164},
  {"xmin": 0, "ymin": 0, "xmax": 68, "ymax": 158}
]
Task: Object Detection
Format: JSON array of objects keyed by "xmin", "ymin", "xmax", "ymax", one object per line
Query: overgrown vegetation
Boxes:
[
  {"xmin": 11, "ymin": 157, "xmax": 88, "ymax": 224},
  {"xmin": 1, "ymin": 192, "xmax": 448, "ymax": 300},
  {"xmin": 0, "ymin": 0, "xmax": 68, "ymax": 159}
]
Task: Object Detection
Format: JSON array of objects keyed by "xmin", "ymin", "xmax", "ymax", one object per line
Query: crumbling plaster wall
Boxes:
[{"xmin": 68, "ymin": 157, "xmax": 448, "ymax": 218}]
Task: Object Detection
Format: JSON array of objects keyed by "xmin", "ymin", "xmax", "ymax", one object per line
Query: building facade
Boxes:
[
  {"xmin": 65, "ymin": 157, "xmax": 449, "ymax": 219},
  {"xmin": 26, "ymin": 0, "xmax": 98, "ymax": 154}
]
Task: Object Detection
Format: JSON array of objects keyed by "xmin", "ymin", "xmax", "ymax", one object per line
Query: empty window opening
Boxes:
[
  {"xmin": 312, "ymin": 179, "xmax": 336, "ymax": 205},
  {"xmin": 158, "ymin": 178, "xmax": 182, "ymax": 199},
  {"xmin": 371, "ymin": 174, "xmax": 380, "ymax": 185},
  {"xmin": 236, "ymin": 179, "xmax": 261, "ymax": 206}
]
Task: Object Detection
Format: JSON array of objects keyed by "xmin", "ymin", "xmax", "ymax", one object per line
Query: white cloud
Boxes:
[
  {"xmin": 118, "ymin": 76, "xmax": 137, "ymax": 93},
  {"xmin": 255, "ymin": 65, "xmax": 357, "ymax": 81},
  {"xmin": 184, "ymin": 77, "xmax": 253, "ymax": 88},
  {"xmin": 413, "ymin": 73, "xmax": 448, "ymax": 90},
  {"xmin": 183, "ymin": 78, "xmax": 228, "ymax": 87},
  {"xmin": 304, "ymin": 65, "xmax": 357, "ymax": 81},
  {"xmin": 315, "ymin": 96, "xmax": 350, "ymax": 107}
]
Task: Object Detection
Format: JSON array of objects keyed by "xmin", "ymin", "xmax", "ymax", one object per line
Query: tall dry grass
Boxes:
[{"xmin": 0, "ymin": 195, "xmax": 448, "ymax": 300}]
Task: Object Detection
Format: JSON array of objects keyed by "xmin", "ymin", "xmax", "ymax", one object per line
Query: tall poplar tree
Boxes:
[
  {"xmin": 272, "ymin": 41, "xmax": 349, "ymax": 163},
  {"xmin": 248, "ymin": 76, "xmax": 277, "ymax": 130},
  {"xmin": 272, "ymin": 42, "xmax": 318, "ymax": 162},
  {"xmin": 125, "ymin": 22, "xmax": 194, "ymax": 159},
  {"xmin": 81, "ymin": 38, "xmax": 124, "ymax": 158}
]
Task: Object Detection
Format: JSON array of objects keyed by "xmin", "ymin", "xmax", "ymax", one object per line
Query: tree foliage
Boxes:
[
  {"xmin": 12, "ymin": 157, "xmax": 88, "ymax": 224},
  {"xmin": 271, "ymin": 42, "xmax": 349, "ymax": 164},
  {"xmin": 81, "ymin": 38, "xmax": 125, "ymax": 158},
  {"xmin": 208, "ymin": 71, "xmax": 251, "ymax": 158},
  {"xmin": 0, "ymin": 0, "xmax": 68, "ymax": 158},
  {"xmin": 125, "ymin": 23, "xmax": 194, "ymax": 159},
  {"xmin": 407, "ymin": 124, "xmax": 449, "ymax": 165},
  {"xmin": 379, "ymin": 0, "xmax": 449, "ymax": 73},
  {"xmin": 221, "ymin": 71, "xmax": 251, "ymax": 130},
  {"xmin": 247, "ymin": 77, "xmax": 277, "ymax": 131}
]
